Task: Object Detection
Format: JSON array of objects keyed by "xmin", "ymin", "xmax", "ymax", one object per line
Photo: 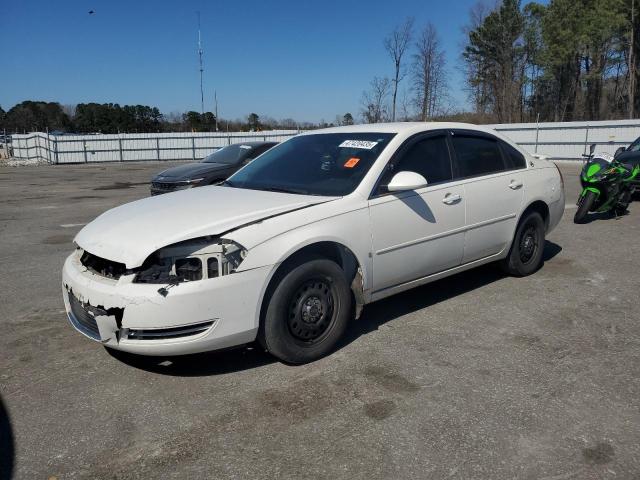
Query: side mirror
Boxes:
[
  {"xmin": 614, "ymin": 146, "xmax": 626, "ymax": 158},
  {"xmin": 387, "ymin": 171, "xmax": 428, "ymax": 192},
  {"xmin": 589, "ymin": 143, "xmax": 596, "ymax": 154}
]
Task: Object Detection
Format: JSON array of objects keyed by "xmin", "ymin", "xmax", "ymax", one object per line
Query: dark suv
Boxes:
[{"xmin": 150, "ymin": 141, "xmax": 277, "ymax": 195}]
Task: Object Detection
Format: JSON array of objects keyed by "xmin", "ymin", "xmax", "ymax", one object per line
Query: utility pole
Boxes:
[
  {"xmin": 630, "ymin": 0, "xmax": 635, "ymax": 119},
  {"xmin": 214, "ymin": 90, "xmax": 219, "ymax": 131},
  {"xmin": 197, "ymin": 12, "xmax": 205, "ymax": 115}
]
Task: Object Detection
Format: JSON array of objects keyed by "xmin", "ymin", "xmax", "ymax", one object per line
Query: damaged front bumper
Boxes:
[{"xmin": 62, "ymin": 251, "xmax": 271, "ymax": 356}]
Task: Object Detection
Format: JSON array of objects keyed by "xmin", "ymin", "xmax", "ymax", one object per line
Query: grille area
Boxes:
[
  {"xmin": 67, "ymin": 292, "xmax": 124, "ymax": 341},
  {"xmin": 150, "ymin": 182, "xmax": 181, "ymax": 195},
  {"xmin": 68, "ymin": 293, "xmax": 101, "ymax": 340},
  {"xmin": 80, "ymin": 251, "xmax": 127, "ymax": 280},
  {"xmin": 126, "ymin": 321, "xmax": 214, "ymax": 340}
]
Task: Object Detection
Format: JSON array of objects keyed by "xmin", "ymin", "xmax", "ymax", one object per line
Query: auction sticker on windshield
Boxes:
[
  {"xmin": 339, "ymin": 140, "xmax": 378, "ymax": 150},
  {"xmin": 344, "ymin": 157, "xmax": 360, "ymax": 168}
]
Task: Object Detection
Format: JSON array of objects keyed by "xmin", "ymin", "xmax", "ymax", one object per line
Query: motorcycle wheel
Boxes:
[{"xmin": 574, "ymin": 190, "xmax": 597, "ymax": 224}]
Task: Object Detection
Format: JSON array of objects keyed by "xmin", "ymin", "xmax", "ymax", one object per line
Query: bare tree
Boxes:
[
  {"xmin": 384, "ymin": 18, "xmax": 414, "ymax": 122},
  {"xmin": 361, "ymin": 77, "xmax": 392, "ymax": 123},
  {"xmin": 398, "ymin": 89, "xmax": 415, "ymax": 121},
  {"xmin": 62, "ymin": 104, "xmax": 77, "ymax": 119},
  {"xmin": 412, "ymin": 23, "xmax": 447, "ymax": 121},
  {"xmin": 280, "ymin": 118, "xmax": 298, "ymax": 129}
]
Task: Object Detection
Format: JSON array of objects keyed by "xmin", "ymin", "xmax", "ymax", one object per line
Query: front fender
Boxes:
[
  {"xmin": 229, "ymin": 206, "xmax": 373, "ymax": 297},
  {"xmin": 581, "ymin": 186, "xmax": 601, "ymax": 197}
]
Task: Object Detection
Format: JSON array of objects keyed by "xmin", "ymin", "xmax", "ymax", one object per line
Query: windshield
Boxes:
[
  {"xmin": 202, "ymin": 144, "xmax": 253, "ymax": 164},
  {"xmin": 628, "ymin": 137, "xmax": 640, "ymax": 152},
  {"xmin": 225, "ymin": 133, "xmax": 395, "ymax": 196}
]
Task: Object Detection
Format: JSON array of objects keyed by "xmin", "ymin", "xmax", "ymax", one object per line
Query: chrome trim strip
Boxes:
[
  {"xmin": 375, "ymin": 213, "xmax": 517, "ymax": 255},
  {"xmin": 125, "ymin": 321, "xmax": 216, "ymax": 340}
]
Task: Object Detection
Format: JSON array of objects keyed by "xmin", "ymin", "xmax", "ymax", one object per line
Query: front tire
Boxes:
[
  {"xmin": 259, "ymin": 258, "xmax": 352, "ymax": 364},
  {"xmin": 500, "ymin": 211, "xmax": 545, "ymax": 277},
  {"xmin": 574, "ymin": 190, "xmax": 597, "ymax": 223}
]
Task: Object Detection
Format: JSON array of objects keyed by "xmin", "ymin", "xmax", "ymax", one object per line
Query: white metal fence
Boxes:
[
  {"xmin": 9, "ymin": 130, "xmax": 298, "ymax": 164},
  {"xmin": 490, "ymin": 119, "xmax": 640, "ymax": 159},
  {"xmin": 8, "ymin": 119, "xmax": 640, "ymax": 163}
]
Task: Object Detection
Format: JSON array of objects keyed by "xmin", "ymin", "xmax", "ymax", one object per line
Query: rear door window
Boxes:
[{"xmin": 450, "ymin": 134, "xmax": 506, "ymax": 179}]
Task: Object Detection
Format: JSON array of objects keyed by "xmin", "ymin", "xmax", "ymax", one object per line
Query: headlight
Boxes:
[
  {"xmin": 177, "ymin": 178, "xmax": 205, "ymax": 189},
  {"xmin": 133, "ymin": 238, "xmax": 247, "ymax": 284}
]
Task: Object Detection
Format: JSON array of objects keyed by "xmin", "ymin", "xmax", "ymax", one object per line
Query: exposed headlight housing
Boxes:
[{"xmin": 133, "ymin": 238, "xmax": 247, "ymax": 284}]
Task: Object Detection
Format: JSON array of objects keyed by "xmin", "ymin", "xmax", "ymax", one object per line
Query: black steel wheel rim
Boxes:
[
  {"xmin": 519, "ymin": 224, "xmax": 539, "ymax": 264},
  {"xmin": 287, "ymin": 278, "xmax": 336, "ymax": 344}
]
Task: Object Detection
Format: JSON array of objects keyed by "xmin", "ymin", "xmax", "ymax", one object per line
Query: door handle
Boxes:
[
  {"xmin": 509, "ymin": 180, "xmax": 523, "ymax": 190},
  {"xmin": 442, "ymin": 193, "xmax": 461, "ymax": 205}
]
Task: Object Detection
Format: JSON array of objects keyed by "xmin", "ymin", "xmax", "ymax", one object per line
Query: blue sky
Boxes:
[{"xmin": 2, "ymin": 0, "xmax": 491, "ymax": 123}]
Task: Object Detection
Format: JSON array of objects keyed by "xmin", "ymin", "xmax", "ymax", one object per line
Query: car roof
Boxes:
[
  {"xmin": 303, "ymin": 122, "xmax": 502, "ymax": 136},
  {"xmin": 231, "ymin": 140, "xmax": 278, "ymax": 147},
  {"xmin": 299, "ymin": 122, "xmax": 525, "ymax": 154}
]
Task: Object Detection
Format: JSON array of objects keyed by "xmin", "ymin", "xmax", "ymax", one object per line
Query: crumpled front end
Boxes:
[{"xmin": 61, "ymin": 243, "xmax": 271, "ymax": 356}]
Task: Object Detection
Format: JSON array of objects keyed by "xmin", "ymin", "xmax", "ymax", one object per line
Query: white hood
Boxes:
[{"xmin": 74, "ymin": 186, "xmax": 333, "ymax": 268}]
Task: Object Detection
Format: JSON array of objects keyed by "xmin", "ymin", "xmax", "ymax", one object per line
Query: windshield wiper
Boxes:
[{"xmin": 259, "ymin": 186, "xmax": 312, "ymax": 195}]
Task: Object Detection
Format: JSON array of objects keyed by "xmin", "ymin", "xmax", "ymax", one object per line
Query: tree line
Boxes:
[
  {"xmin": 363, "ymin": 0, "xmax": 640, "ymax": 124},
  {"xmin": 463, "ymin": 0, "xmax": 639, "ymax": 123},
  {"xmin": 0, "ymin": 101, "xmax": 354, "ymax": 134}
]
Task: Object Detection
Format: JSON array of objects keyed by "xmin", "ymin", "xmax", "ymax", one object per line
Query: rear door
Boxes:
[{"xmin": 449, "ymin": 130, "xmax": 526, "ymax": 263}]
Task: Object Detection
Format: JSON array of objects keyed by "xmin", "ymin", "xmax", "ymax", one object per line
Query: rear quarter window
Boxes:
[{"xmin": 501, "ymin": 141, "xmax": 527, "ymax": 170}]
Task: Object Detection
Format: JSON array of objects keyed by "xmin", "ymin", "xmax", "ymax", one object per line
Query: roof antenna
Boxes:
[{"xmin": 197, "ymin": 11, "xmax": 205, "ymax": 115}]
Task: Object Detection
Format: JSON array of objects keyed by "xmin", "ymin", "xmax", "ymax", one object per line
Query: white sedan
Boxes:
[{"xmin": 62, "ymin": 123, "xmax": 565, "ymax": 364}]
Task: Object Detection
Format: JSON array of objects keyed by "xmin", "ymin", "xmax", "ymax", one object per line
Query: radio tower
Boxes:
[
  {"xmin": 214, "ymin": 90, "xmax": 219, "ymax": 131},
  {"xmin": 197, "ymin": 12, "xmax": 205, "ymax": 114}
]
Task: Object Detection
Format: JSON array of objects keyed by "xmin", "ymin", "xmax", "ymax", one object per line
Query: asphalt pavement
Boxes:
[{"xmin": 1, "ymin": 160, "xmax": 639, "ymax": 479}]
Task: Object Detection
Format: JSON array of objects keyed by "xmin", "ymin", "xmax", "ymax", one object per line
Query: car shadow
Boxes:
[
  {"xmin": 579, "ymin": 210, "xmax": 631, "ymax": 224},
  {"xmin": 108, "ymin": 241, "xmax": 562, "ymax": 376},
  {"xmin": 397, "ymin": 193, "xmax": 436, "ymax": 223},
  {"xmin": 104, "ymin": 343, "xmax": 275, "ymax": 377},
  {"xmin": 338, "ymin": 240, "xmax": 562, "ymax": 352},
  {"xmin": 0, "ymin": 395, "xmax": 14, "ymax": 480}
]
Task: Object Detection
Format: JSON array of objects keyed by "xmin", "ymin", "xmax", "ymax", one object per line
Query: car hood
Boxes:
[
  {"xmin": 75, "ymin": 186, "xmax": 335, "ymax": 268},
  {"xmin": 154, "ymin": 162, "xmax": 232, "ymax": 181}
]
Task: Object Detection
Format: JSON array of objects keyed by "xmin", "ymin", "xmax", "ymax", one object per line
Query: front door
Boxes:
[{"xmin": 368, "ymin": 133, "xmax": 466, "ymax": 294}]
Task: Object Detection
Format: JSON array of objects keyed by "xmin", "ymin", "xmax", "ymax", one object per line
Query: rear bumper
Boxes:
[
  {"xmin": 62, "ymin": 252, "xmax": 271, "ymax": 356},
  {"xmin": 547, "ymin": 169, "xmax": 566, "ymax": 234}
]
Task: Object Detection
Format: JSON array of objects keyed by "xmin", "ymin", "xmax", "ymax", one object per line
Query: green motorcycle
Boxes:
[{"xmin": 574, "ymin": 144, "xmax": 639, "ymax": 224}]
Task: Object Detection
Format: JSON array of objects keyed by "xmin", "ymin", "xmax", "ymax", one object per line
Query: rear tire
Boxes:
[
  {"xmin": 500, "ymin": 211, "xmax": 545, "ymax": 277},
  {"xmin": 574, "ymin": 190, "xmax": 597, "ymax": 223},
  {"xmin": 258, "ymin": 258, "xmax": 352, "ymax": 364},
  {"xmin": 616, "ymin": 189, "xmax": 633, "ymax": 214}
]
